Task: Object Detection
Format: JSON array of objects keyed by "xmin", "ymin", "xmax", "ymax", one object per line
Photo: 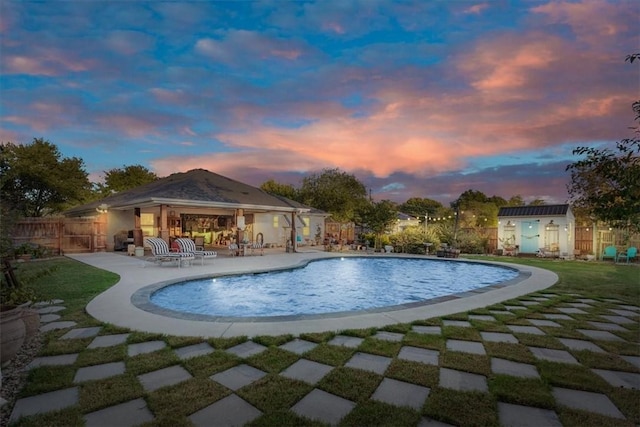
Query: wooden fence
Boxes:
[{"xmin": 9, "ymin": 217, "xmax": 107, "ymax": 255}]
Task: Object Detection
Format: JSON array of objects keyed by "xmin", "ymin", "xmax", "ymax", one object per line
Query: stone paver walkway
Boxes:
[{"xmin": 7, "ymin": 292, "xmax": 640, "ymax": 426}]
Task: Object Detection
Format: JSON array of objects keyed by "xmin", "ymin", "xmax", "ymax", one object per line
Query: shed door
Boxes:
[{"xmin": 520, "ymin": 222, "xmax": 540, "ymax": 254}]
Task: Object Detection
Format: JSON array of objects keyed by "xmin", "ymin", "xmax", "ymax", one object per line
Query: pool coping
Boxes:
[{"xmin": 71, "ymin": 251, "xmax": 558, "ymax": 337}]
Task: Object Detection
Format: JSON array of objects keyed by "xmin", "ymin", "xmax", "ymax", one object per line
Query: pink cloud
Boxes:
[
  {"xmin": 104, "ymin": 30, "xmax": 155, "ymax": 55},
  {"xmin": 3, "ymin": 48, "xmax": 95, "ymax": 76},
  {"xmin": 463, "ymin": 3, "xmax": 489, "ymax": 15},
  {"xmin": 96, "ymin": 115, "xmax": 158, "ymax": 138}
]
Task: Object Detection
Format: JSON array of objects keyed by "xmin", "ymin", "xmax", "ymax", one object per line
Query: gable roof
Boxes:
[
  {"xmin": 65, "ymin": 169, "xmax": 313, "ymax": 216},
  {"xmin": 498, "ymin": 204, "xmax": 570, "ymax": 217}
]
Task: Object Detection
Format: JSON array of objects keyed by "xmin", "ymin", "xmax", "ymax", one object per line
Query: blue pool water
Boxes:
[{"xmin": 150, "ymin": 257, "xmax": 519, "ymax": 318}]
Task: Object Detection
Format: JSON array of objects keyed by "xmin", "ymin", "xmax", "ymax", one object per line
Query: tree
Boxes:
[
  {"xmin": 297, "ymin": 168, "xmax": 368, "ymax": 221},
  {"xmin": 260, "ymin": 179, "xmax": 299, "ymax": 200},
  {"xmin": 566, "ymin": 54, "xmax": 640, "ymax": 234},
  {"xmin": 398, "ymin": 197, "xmax": 443, "ymax": 221},
  {"xmin": 97, "ymin": 165, "xmax": 158, "ymax": 196},
  {"xmin": 360, "ymin": 199, "xmax": 398, "ymax": 250},
  {"xmin": 0, "ymin": 138, "xmax": 92, "ymax": 216}
]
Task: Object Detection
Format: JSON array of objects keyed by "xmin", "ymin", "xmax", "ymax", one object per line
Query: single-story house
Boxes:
[
  {"xmin": 497, "ymin": 204, "xmax": 575, "ymax": 257},
  {"xmin": 391, "ymin": 213, "xmax": 421, "ymax": 234},
  {"xmin": 64, "ymin": 169, "xmax": 329, "ymax": 252}
]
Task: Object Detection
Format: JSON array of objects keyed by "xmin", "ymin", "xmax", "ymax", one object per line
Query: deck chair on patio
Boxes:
[
  {"xmin": 145, "ymin": 237, "xmax": 195, "ymax": 268},
  {"xmin": 228, "ymin": 243, "xmax": 239, "ymax": 256},
  {"xmin": 616, "ymin": 247, "xmax": 637, "ymax": 264},
  {"xmin": 175, "ymin": 238, "xmax": 217, "ymax": 265},
  {"xmin": 601, "ymin": 245, "xmax": 617, "ymax": 262}
]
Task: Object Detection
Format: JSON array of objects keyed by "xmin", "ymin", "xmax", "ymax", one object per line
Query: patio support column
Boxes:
[
  {"xmin": 159, "ymin": 205, "xmax": 168, "ymax": 241},
  {"xmin": 133, "ymin": 208, "xmax": 143, "ymax": 246},
  {"xmin": 291, "ymin": 211, "xmax": 297, "ymax": 252},
  {"xmin": 236, "ymin": 209, "xmax": 244, "ymax": 245}
]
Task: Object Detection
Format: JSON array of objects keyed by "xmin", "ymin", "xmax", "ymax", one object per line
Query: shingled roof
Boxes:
[
  {"xmin": 498, "ymin": 204, "xmax": 570, "ymax": 217},
  {"xmin": 65, "ymin": 169, "xmax": 311, "ymax": 216}
]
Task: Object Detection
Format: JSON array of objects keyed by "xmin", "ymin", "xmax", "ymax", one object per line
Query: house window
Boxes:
[
  {"xmin": 273, "ymin": 215, "xmax": 279, "ymax": 228},
  {"xmin": 303, "ymin": 217, "xmax": 310, "ymax": 236},
  {"xmin": 141, "ymin": 213, "xmax": 155, "ymax": 237}
]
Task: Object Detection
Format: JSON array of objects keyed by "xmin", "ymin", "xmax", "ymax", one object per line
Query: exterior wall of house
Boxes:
[
  {"xmin": 497, "ymin": 210, "xmax": 575, "ymax": 256},
  {"xmin": 243, "ymin": 213, "xmax": 326, "ymax": 248}
]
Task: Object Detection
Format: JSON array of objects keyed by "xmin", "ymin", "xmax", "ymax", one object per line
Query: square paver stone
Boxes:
[
  {"xmin": 439, "ymin": 367, "xmax": 488, "ymax": 392},
  {"xmin": 35, "ymin": 305, "xmax": 66, "ymax": 314},
  {"xmin": 443, "ymin": 320, "xmax": 472, "ymax": 327},
  {"xmin": 527, "ymin": 319, "xmax": 561, "ymax": 327},
  {"xmin": 530, "ymin": 297, "xmax": 551, "ymax": 302},
  {"xmin": 189, "ymin": 394, "xmax": 262, "ymax": 427},
  {"xmin": 491, "ymin": 358, "xmax": 539, "ymax": 379},
  {"xmin": 84, "ymin": 398, "xmax": 154, "ymax": 427},
  {"xmin": 618, "ymin": 305, "xmax": 640, "ymax": 311},
  {"xmin": 74, "ymin": 361, "xmax": 126, "ymax": 383},
  {"xmin": 520, "ymin": 301, "xmax": 540, "ymax": 306},
  {"xmin": 552, "ymin": 387, "xmax": 624, "ymax": 419},
  {"xmin": 609, "ymin": 309, "xmax": 638, "ymax": 317},
  {"xmin": 137, "ymin": 365, "xmax": 192, "ymax": 392},
  {"xmin": 174, "ymin": 342, "xmax": 214, "ymax": 360},
  {"xmin": 468, "ymin": 315, "xmax": 496, "ymax": 322},
  {"xmin": 600, "ymin": 315, "xmax": 636, "ymax": 325},
  {"xmin": 212, "ymin": 364, "xmax": 267, "ymax": 390},
  {"xmin": 592, "ymin": 368, "xmax": 640, "ymax": 389},
  {"xmin": 372, "ymin": 378, "xmax": 430, "ymax": 410},
  {"xmin": 27, "ymin": 353, "xmax": 79, "ymax": 369},
  {"xmin": 10, "ymin": 387, "xmax": 79, "ymax": 423},
  {"xmin": 281, "ymin": 359, "xmax": 333, "ymax": 384},
  {"xmin": 87, "ymin": 333, "xmax": 130, "ymax": 349},
  {"xmin": 587, "ymin": 321, "xmax": 627, "ymax": 332},
  {"xmin": 507, "ymin": 325, "xmax": 545, "ymax": 335},
  {"xmin": 40, "ymin": 321, "xmax": 77, "ymax": 332},
  {"xmin": 412, "ymin": 325, "xmax": 442, "ymax": 335},
  {"xmin": 60, "ymin": 326, "xmax": 102, "ymax": 340},
  {"xmin": 504, "ymin": 305, "xmax": 528, "ymax": 311},
  {"xmin": 345, "ymin": 352, "xmax": 392, "ymax": 375},
  {"xmin": 39, "ymin": 314, "xmax": 61, "ymax": 323},
  {"xmin": 398, "ymin": 346, "xmax": 439, "ymax": 365},
  {"xmin": 226, "ymin": 341, "xmax": 267, "ymax": 358},
  {"xmin": 127, "ymin": 340, "xmax": 166, "ymax": 356},
  {"xmin": 328, "ymin": 335, "xmax": 364, "ymax": 348},
  {"xmin": 557, "ymin": 307, "xmax": 587, "ymax": 314},
  {"xmin": 576, "ymin": 298, "xmax": 597, "ymax": 304},
  {"xmin": 558, "ymin": 338, "xmax": 605, "ymax": 353},
  {"xmin": 498, "ymin": 402, "xmax": 562, "ymax": 427},
  {"xmin": 373, "ymin": 331, "xmax": 405, "ymax": 341},
  {"xmin": 446, "ymin": 339, "xmax": 486, "ymax": 355},
  {"xmin": 292, "ymin": 388, "xmax": 355, "ymax": 425},
  {"xmin": 577, "ymin": 329, "xmax": 624, "ymax": 341},
  {"xmin": 567, "ymin": 302, "xmax": 592, "ymax": 308},
  {"xmin": 480, "ymin": 332, "xmax": 518, "ymax": 344},
  {"xmin": 621, "ymin": 355, "xmax": 640, "ymax": 369},
  {"xmin": 542, "ymin": 314, "xmax": 573, "ymax": 320},
  {"xmin": 279, "ymin": 338, "xmax": 318, "ymax": 355},
  {"xmin": 490, "ymin": 310, "xmax": 515, "ymax": 316},
  {"xmin": 529, "ymin": 347, "xmax": 578, "ymax": 364},
  {"xmin": 33, "ymin": 299, "xmax": 64, "ymax": 307}
]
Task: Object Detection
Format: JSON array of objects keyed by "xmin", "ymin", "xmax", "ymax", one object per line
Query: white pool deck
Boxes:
[{"xmin": 68, "ymin": 250, "xmax": 558, "ymax": 338}]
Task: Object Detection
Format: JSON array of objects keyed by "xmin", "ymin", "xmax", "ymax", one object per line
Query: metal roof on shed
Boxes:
[{"xmin": 498, "ymin": 204, "xmax": 569, "ymax": 217}]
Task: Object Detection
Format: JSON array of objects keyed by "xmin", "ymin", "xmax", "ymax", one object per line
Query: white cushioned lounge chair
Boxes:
[
  {"xmin": 145, "ymin": 237, "xmax": 194, "ymax": 268},
  {"xmin": 175, "ymin": 238, "xmax": 217, "ymax": 265}
]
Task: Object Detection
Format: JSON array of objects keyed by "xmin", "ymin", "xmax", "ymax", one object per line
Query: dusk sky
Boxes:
[{"xmin": 1, "ymin": 0, "xmax": 637, "ymax": 205}]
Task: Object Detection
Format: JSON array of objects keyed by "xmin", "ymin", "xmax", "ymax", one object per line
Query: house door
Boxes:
[{"xmin": 520, "ymin": 222, "xmax": 540, "ymax": 254}]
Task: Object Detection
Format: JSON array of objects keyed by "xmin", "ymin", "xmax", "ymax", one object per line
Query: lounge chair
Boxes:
[
  {"xmin": 145, "ymin": 237, "xmax": 194, "ymax": 268},
  {"xmin": 600, "ymin": 245, "xmax": 617, "ymax": 262},
  {"xmin": 616, "ymin": 247, "xmax": 637, "ymax": 264},
  {"xmin": 175, "ymin": 238, "xmax": 217, "ymax": 265},
  {"xmin": 248, "ymin": 242, "xmax": 264, "ymax": 256}
]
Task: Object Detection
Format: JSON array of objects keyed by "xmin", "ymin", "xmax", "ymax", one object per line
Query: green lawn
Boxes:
[{"xmin": 5, "ymin": 256, "xmax": 640, "ymax": 427}]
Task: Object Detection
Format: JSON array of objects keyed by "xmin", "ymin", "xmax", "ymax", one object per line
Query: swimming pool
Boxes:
[{"xmin": 148, "ymin": 257, "xmax": 519, "ymax": 318}]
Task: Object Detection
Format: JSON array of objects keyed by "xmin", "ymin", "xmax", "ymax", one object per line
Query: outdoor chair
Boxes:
[
  {"xmin": 228, "ymin": 243, "xmax": 239, "ymax": 256},
  {"xmin": 175, "ymin": 238, "xmax": 217, "ymax": 265},
  {"xmin": 249, "ymin": 242, "xmax": 264, "ymax": 256},
  {"xmin": 600, "ymin": 245, "xmax": 617, "ymax": 262},
  {"xmin": 145, "ymin": 237, "xmax": 194, "ymax": 268},
  {"xmin": 616, "ymin": 247, "xmax": 637, "ymax": 264}
]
